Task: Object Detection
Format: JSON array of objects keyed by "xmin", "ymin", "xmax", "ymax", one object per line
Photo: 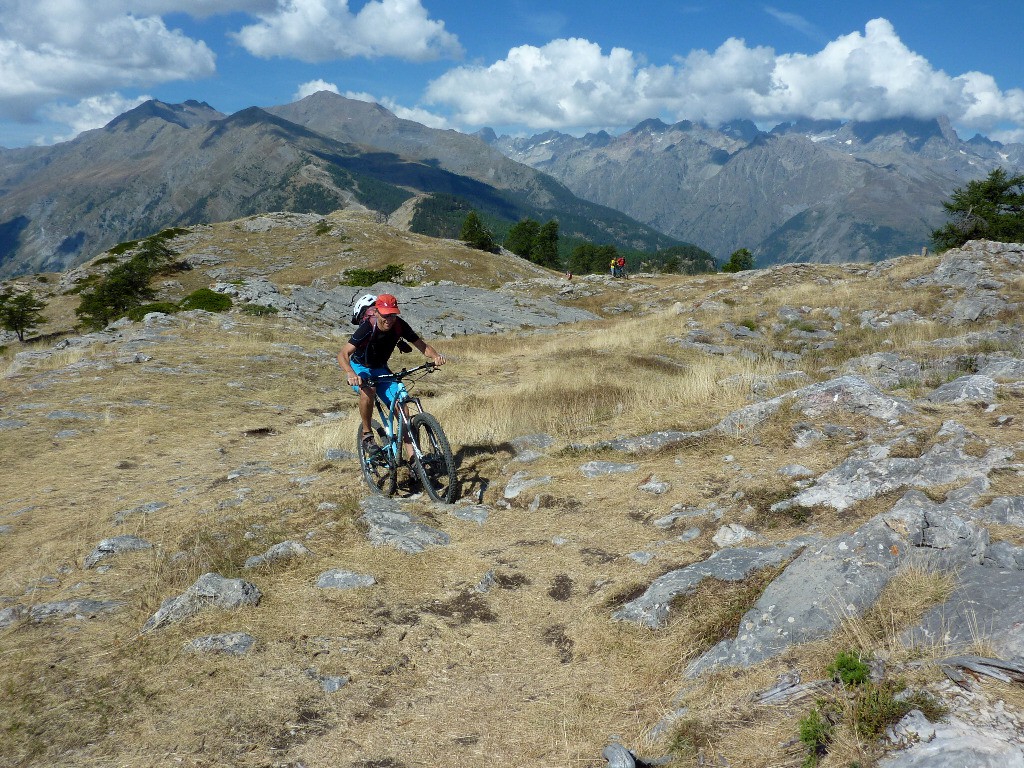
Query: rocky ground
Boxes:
[{"xmin": 1, "ymin": 220, "xmax": 1023, "ymax": 767}]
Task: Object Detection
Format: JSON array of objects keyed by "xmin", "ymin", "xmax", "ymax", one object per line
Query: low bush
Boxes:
[
  {"xmin": 127, "ymin": 302, "xmax": 180, "ymax": 322},
  {"xmin": 240, "ymin": 303, "xmax": 279, "ymax": 316},
  {"xmin": 828, "ymin": 650, "xmax": 871, "ymax": 687},
  {"xmin": 339, "ymin": 264, "xmax": 404, "ymax": 286},
  {"xmin": 179, "ymin": 288, "xmax": 232, "ymax": 312}
]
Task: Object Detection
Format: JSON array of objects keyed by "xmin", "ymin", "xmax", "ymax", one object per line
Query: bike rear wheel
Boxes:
[
  {"xmin": 357, "ymin": 420, "xmax": 396, "ymax": 496},
  {"xmin": 409, "ymin": 412, "xmax": 456, "ymax": 503}
]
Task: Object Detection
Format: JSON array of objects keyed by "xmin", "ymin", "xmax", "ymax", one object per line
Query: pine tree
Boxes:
[
  {"xmin": 722, "ymin": 248, "xmax": 754, "ymax": 273},
  {"xmin": 460, "ymin": 210, "xmax": 495, "ymax": 251},
  {"xmin": 931, "ymin": 168, "xmax": 1024, "ymax": 251},
  {"xmin": 0, "ymin": 289, "xmax": 47, "ymax": 342},
  {"xmin": 504, "ymin": 218, "xmax": 540, "ymax": 257},
  {"xmin": 531, "ymin": 219, "xmax": 560, "ymax": 269}
]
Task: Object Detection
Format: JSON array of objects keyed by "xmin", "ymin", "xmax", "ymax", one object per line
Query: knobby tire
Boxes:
[
  {"xmin": 409, "ymin": 412, "xmax": 456, "ymax": 503},
  {"xmin": 357, "ymin": 419, "xmax": 396, "ymax": 496}
]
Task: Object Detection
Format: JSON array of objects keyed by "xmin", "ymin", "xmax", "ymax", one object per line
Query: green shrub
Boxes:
[
  {"xmin": 108, "ymin": 240, "xmax": 140, "ymax": 256},
  {"xmin": 798, "ymin": 706, "xmax": 836, "ymax": 767},
  {"xmin": 240, "ymin": 303, "xmax": 279, "ymax": 316},
  {"xmin": 92, "ymin": 255, "xmax": 119, "ymax": 266},
  {"xmin": 179, "ymin": 288, "xmax": 232, "ymax": 312},
  {"xmin": 127, "ymin": 302, "xmax": 180, "ymax": 321},
  {"xmin": 852, "ymin": 680, "xmax": 911, "ymax": 739},
  {"xmin": 314, "ymin": 221, "xmax": 333, "ymax": 236},
  {"xmin": 828, "ymin": 651, "xmax": 871, "ymax": 687},
  {"xmin": 339, "ymin": 264, "xmax": 404, "ymax": 286}
]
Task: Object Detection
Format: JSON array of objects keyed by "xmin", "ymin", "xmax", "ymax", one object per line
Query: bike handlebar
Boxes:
[{"xmin": 361, "ymin": 361, "xmax": 437, "ymax": 386}]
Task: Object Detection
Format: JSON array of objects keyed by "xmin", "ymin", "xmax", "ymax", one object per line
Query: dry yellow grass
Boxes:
[{"xmin": 3, "ymin": 228, "xmax": 1024, "ymax": 768}]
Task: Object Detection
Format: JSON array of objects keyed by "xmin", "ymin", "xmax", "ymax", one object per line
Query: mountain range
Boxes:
[
  {"xmin": 2, "ymin": 90, "xmax": 1024, "ymax": 278},
  {"xmin": 0, "ymin": 93, "xmax": 680, "ymax": 278},
  {"xmin": 485, "ymin": 116, "xmax": 1024, "ymax": 265}
]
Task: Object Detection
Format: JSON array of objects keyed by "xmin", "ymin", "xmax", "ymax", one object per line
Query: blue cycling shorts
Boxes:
[{"xmin": 350, "ymin": 361, "xmax": 408, "ymax": 408}]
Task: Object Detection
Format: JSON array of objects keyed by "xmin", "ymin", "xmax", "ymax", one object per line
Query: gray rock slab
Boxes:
[
  {"xmin": 712, "ymin": 523, "xmax": 759, "ymax": 547},
  {"xmin": 784, "ymin": 424, "xmax": 1011, "ymax": 512},
  {"xmin": 142, "ymin": 573, "xmax": 261, "ymax": 633},
  {"xmin": 926, "ymin": 374, "xmax": 998, "ymax": 404},
  {"xmin": 638, "ymin": 476, "xmax": 671, "ymax": 495},
  {"xmin": 902, "ymin": 565, "xmax": 1024, "ymax": 661},
  {"xmin": 972, "ymin": 496, "xmax": 1024, "ymax": 527},
  {"xmin": 503, "ymin": 471, "xmax": 552, "ymax": 499},
  {"xmin": 316, "ymin": 569, "xmax": 376, "ymax": 589},
  {"xmin": 684, "ymin": 491, "xmax": 992, "ymax": 677},
  {"xmin": 113, "ymin": 501, "xmax": 167, "ymax": 524},
  {"xmin": 580, "ymin": 461, "xmax": 639, "ymax": 478},
  {"xmin": 84, "ymin": 535, "xmax": 153, "ymax": 568},
  {"xmin": 358, "ymin": 496, "xmax": 449, "ymax": 553},
  {"xmin": 243, "ymin": 540, "xmax": 313, "ymax": 569},
  {"xmin": 878, "ymin": 714, "xmax": 1024, "ymax": 768},
  {"xmin": 979, "ymin": 358, "xmax": 1024, "ymax": 382},
  {"xmin": 305, "ymin": 668, "xmax": 350, "ymax": 693},
  {"xmin": 185, "ymin": 632, "xmax": 256, "ymax": 656},
  {"xmin": 843, "ymin": 352, "xmax": 922, "ymax": 389},
  {"xmin": 28, "ymin": 599, "xmax": 124, "ymax": 623},
  {"xmin": 449, "ymin": 503, "xmax": 489, "ymax": 525},
  {"xmin": 654, "ymin": 504, "xmax": 722, "ymax": 529},
  {"xmin": 613, "ymin": 539, "xmax": 813, "ymax": 629},
  {"xmin": 599, "ymin": 430, "xmax": 699, "ymax": 453},
  {"xmin": 0, "ymin": 419, "xmax": 28, "ymax": 430}
]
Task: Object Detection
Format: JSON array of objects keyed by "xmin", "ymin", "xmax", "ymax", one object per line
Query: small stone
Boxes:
[
  {"xmin": 316, "ymin": 569, "xmax": 375, "ymax": 589},
  {"xmin": 185, "ymin": 632, "xmax": 256, "ymax": 656}
]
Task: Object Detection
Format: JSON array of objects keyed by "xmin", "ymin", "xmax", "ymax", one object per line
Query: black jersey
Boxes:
[{"xmin": 348, "ymin": 316, "xmax": 420, "ymax": 368}]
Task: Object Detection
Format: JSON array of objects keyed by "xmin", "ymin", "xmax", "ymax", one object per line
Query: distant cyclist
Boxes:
[{"xmin": 338, "ymin": 294, "xmax": 446, "ymax": 457}]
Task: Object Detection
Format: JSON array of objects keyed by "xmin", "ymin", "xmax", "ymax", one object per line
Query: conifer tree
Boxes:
[{"xmin": 0, "ymin": 289, "xmax": 47, "ymax": 341}]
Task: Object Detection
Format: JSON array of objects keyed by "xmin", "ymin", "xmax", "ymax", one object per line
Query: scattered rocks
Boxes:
[
  {"xmin": 243, "ymin": 540, "xmax": 313, "ymax": 569},
  {"xmin": 84, "ymin": 535, "xmax": 153, "ymax": 568},
  {"xmin": 358, "ymin": 496, "xmax": 449, "ymax": 553},
  {"xmin": 185, "ymin": 632, "xmax": 257, "ymax": 656},
  {"xmin": 142, "ymin": 573, "xmax": 261, "ymax": 633},
  {"xmin": 614, "ymin": 539, "xmax": 813, "ymax": 629},
  {"xmin": 113, "ymin": 501, "xmax": 167, "ymax": 525},
  {"xmin": 504, "ymin": 471, "xmax": 552, "ymax": 499},
  {"xmin": 712, "ymin": 523, "xmax": 759, "ymax": 547},
  {"xmin": 926, "ymin": 374, "xmax": 998, "ymax": 405},
  {"xmin": 781, "ymin": 422, "xmax": 1010, "ymax": 512},
  {"xmin": 315, "ymin": 570, "xmax": 376, "ymax": 589},
  {"xmin": 580, "ymin": 461, "xmax": 639, "ymax": 478}
]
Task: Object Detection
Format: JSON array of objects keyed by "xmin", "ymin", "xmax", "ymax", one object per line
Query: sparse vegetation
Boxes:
[
  {"xmin": 2, "ymin": 213, "xmax": 1021, "ymax": 768},
  {"xmin": 339, "ymin": 264, "xmax": 405, "ymax": 286},
  {"xmin": 178, "ymin": 288, "xmax": 232, "ymax": 312}
]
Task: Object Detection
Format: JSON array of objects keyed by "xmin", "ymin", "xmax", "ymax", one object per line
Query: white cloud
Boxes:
[
  {"xmin": 234, "ymin": 0, "xmax": 462, "ymax": 63},
  {"xmin": 294, "ymin": 79, "xmax": 340, "ymax": 100},
  {"xmin": 0, "ymin": 1, "xmax": 215, "ymax": 121},
  {"xmin": 40, "ymin": 92, "xmax": 152, "ymax": 143},
  {"xmin": 343, "ymin": 90, "xmax": 448, "ymax": 128},
  {"xmin": 426, "ymin": 18, "xmax": 1024, "ymax": 138}
]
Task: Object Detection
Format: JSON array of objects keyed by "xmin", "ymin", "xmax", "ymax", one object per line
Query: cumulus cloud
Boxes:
[
  {"xmin": 234, "ymin": 0, "xmax": 462, "ymax": 63},
  {"xmin": 343, "ymin": 90, "xmax": 448, "ymax": 128},
  {"xmin": 294, "ymin": 79, "xmax": 340, "ymax": 100},
  {"xmin": 39, "ymin": 92, "xmax": 152, "ymax": 143},
  {"xmin": 426, "ymin": 18, "xmax": 1024, "ymax": 137},
  {"xmin": 0, "ymin": 1, "xmax": 215, "ymax": 121}
]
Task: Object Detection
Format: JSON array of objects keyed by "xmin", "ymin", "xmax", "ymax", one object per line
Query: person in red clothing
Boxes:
[{"xmin": 338, "ymin": 294, "xmax": 446, "ymax": 456}]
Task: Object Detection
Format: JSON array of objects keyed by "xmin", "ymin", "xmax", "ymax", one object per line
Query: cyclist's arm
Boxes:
[
  {"xmin": 338, "ymin": 343, "xmax": 365, "ymax": 386},
  {"xmin": 412, "ymin": 338, "xmax": 446, "ymax": 366}
]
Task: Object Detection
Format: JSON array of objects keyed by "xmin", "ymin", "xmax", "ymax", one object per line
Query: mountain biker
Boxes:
[{"xmin": 338, "ymin": 293, "xmax": 446, "ymax": 458}]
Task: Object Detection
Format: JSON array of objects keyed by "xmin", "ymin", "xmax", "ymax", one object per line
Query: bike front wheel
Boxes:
[
  {"xmin": 357, "ymin": 420, "xmax": 396, "ymax": 496},
  {"xmin": 409, "ymin": 412, "xmax": 456, "ymax": 503}
]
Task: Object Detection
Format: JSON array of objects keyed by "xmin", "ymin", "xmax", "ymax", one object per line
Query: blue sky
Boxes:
[{"xmin": 2, "ymin": 0, "xmax": 1023, "ymax": 148}]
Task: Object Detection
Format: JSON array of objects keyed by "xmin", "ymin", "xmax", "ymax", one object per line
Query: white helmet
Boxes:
[{"xmin": 351, "ymin": 293, "xmax": 377, "ymax": 325}]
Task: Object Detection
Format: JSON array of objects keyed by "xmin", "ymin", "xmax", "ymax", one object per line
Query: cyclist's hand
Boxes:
[
  {"xmin": 346, "ymin": 372, "xmax": 362, "ymax": 387},
  {"xmin": 431, "ymin": 354, "xmax": 446, "ymax": 366}
]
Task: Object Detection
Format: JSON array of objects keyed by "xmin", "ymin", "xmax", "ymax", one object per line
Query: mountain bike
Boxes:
[{"xmin": 355, "ymin": 362, "xmax": 457, "ymax": 503}]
